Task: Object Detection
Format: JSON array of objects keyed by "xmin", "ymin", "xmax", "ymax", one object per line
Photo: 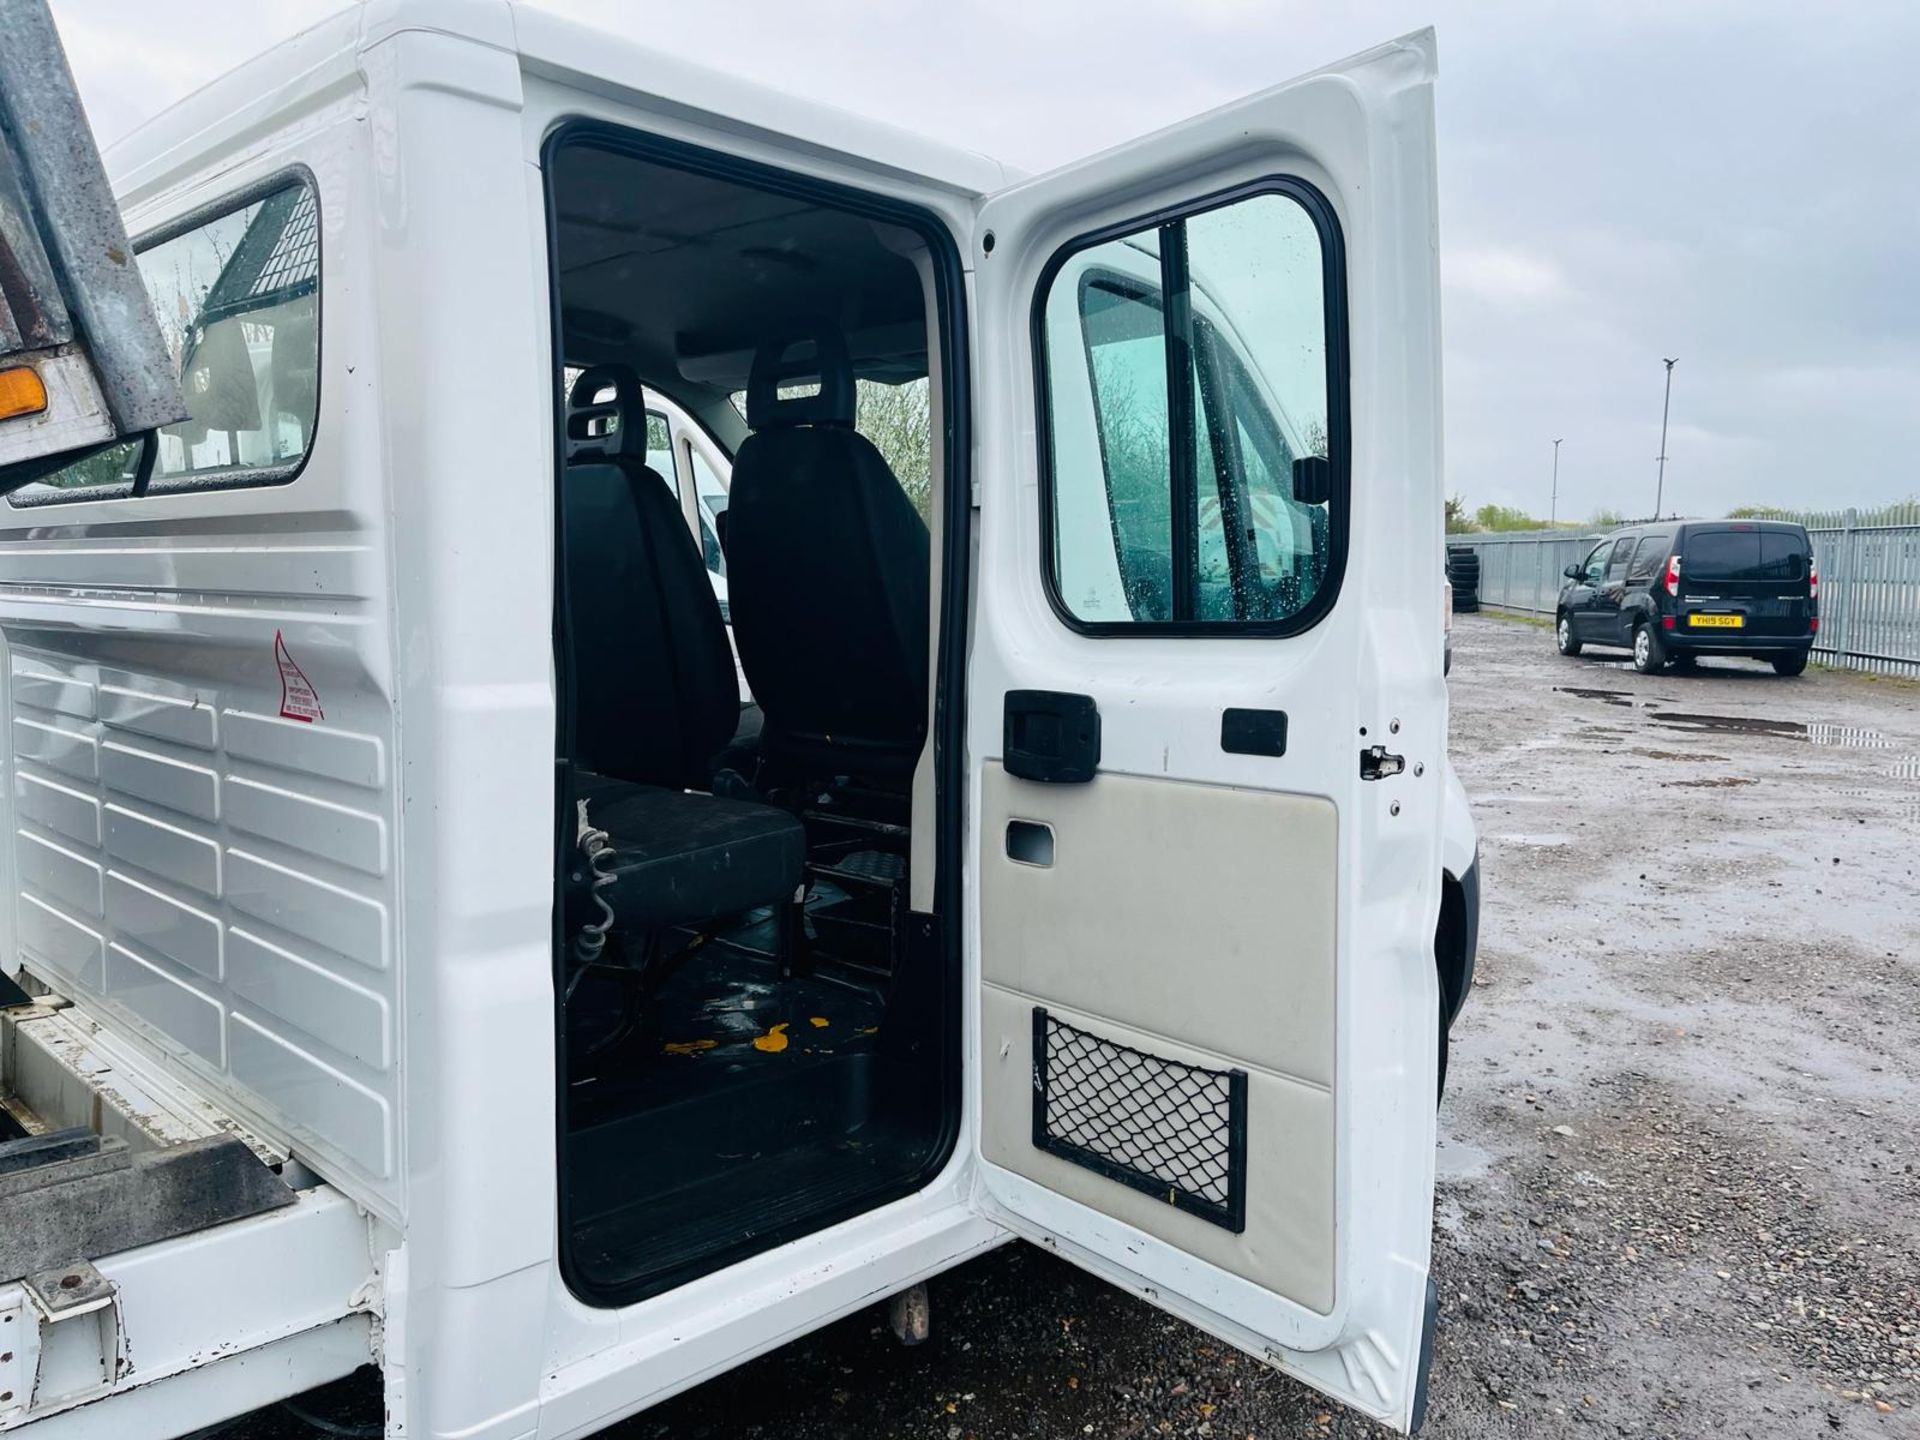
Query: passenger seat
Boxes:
[
  {"xmin": 724, "ymin": 326, "xmax": 930, "ymax": 784},
  {"xmin": 561, "ymin": 365, "xmax": 805, "ymax": 938}
]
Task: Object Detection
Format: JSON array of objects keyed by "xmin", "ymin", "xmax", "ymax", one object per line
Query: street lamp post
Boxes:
[
  {"xmin": 1654, "ymin": 357, "xmax": 1678, "ymax": 520},
  {"xmin": 1551, "ymin": 437, "xmax": 1563, "ymax": 526}
]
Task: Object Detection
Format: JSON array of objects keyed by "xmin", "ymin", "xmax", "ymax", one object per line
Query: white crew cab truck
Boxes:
[{"xmin": 0, "ymin": 3, "xmax": 1479, "ymax": 1435}]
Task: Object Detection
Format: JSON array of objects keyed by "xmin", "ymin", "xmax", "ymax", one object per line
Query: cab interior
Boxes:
[{"xmin": 545, "ymin": 131, "xmax": 960, "ymax": 1304}]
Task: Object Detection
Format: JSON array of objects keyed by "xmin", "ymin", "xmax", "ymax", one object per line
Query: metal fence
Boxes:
[{"xmin": 1451, "ymin": 505, "xmax": 1920, "ymax": 678}]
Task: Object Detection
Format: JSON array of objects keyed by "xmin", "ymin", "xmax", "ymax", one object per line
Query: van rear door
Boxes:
[
  {"xmin": 967, "ymin": 32, "xmax": 1447, "ymax": 1432},
  {"xmin": 0, "ymin": 0, "xmax": 185, "ymax": 479},
  {"xmin": 1678, "ymin": 524, "xmax": 1815, "ymax": 638}
]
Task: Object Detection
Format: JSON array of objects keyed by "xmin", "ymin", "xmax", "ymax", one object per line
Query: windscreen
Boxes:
[{"xmin": 1683, "ymin": 528, "xmax": 1809, "ymax": 583}]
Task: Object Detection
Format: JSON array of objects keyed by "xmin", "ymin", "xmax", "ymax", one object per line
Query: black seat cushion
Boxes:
[
  {"xmin": 725, "ymin": 327, "xmax": 930, "ymax": 779},
  {"xmin": 578, "ymin": 775, "xmax": 805, "ymax": 935}
]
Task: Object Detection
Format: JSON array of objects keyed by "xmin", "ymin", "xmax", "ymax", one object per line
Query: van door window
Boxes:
[
  {"xmin": 1580, "ymin": 542, "xmax": 1609, "ymax": 585},
  {"xmin": 644, "ymin": 409, "xmax": 676, "ymax": 485},
  {"xmin": 1604, "ymin": 538, "xmax": 1635, "ymax": 582},
  {"xmin": 1041, "ymin": 187, "xmax": 1342, "ymax": 630},
  {"xmin": 1758, "ymin": 530, "xmax": 1808, "ymax": 581},
  {"xmin": 10, "ymin": 174, "xmax": 321, "ymax": 506},
  {"xmin": 1626, "ymin": 535, "xmax": 1667, "ymax": 584},
  {"xmin": 1685, "ymin": 528, "xmax": 1807, "ymax": 582}
]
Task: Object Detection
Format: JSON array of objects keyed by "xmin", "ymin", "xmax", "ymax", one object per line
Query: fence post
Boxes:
[{"xmin": 1834, "ymin": 508, "xmax": 1857, "ymax": 666}]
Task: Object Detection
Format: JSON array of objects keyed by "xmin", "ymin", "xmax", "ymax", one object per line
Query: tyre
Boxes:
[
  {"xmin": 1771, "ymin": 649, "xmax": 1810, "ymax": 677},
  {"xmin": 1555, "ymin": 612, "xmax": 1582, "ymax": 656},
  {"xmin": 1632, "ymin": 622, "xmax": 1667, "ymax": 673}
]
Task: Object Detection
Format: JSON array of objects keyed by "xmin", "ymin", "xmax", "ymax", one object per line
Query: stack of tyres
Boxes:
[{"xmin": 1446, "ymin": 546, "xmax": 1480, "ymax": 612}]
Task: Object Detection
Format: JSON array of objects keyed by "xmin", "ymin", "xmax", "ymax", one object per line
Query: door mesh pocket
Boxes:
[{"xmin": 1031, "ymin": 1008, "xmax": 1248, "ymax": 1233}]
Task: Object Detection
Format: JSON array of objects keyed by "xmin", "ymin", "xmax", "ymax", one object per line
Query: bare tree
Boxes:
[{"xmin": 855, "ymin": 378, "xmax": 933, "ymax": 522}]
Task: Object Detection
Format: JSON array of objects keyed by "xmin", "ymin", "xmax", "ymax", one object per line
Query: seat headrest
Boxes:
[
  {"xmin": 745, "ymin": 325, "xmax": 856, "ymax": 430},
  {"xmin": 566, "ymin": 364, "xmax": 646, "ymax": 463}
]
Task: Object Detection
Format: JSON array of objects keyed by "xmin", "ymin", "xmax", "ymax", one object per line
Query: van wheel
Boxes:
[
  {"xmin": 1772, "ymin": 649, "xmax": 1810, "ymax": 677},
  {"xmin": 1632, "ymin": 622, "xmax": 1666, "ymax": 673},
  {"xmin": 1555, "ymin": 613, "xmax": 1582, "ymax": 656}
]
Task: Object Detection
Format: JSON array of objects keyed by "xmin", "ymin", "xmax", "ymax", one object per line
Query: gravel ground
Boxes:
[{"xmin": 227, "ymin": 613, "xmax": 1920, "ymax": 1439}]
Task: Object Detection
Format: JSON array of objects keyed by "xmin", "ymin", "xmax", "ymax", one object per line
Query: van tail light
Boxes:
[
  {"xmin": 1808, "ymin": 559, "xmax": 1819, "ymax": 600},
  {"xmin": 1663, "ymin": 553, "xmax": 1681, "ymax": 594},
  {"xmin": 1810, "ymin": 616, "xmax": 1820, "ymax": 634}
]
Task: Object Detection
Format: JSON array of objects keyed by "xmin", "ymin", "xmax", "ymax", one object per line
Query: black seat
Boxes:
[
  {"xmin": 562, "ymin": 365, "xmax": 804, "ymax": 933},
  {"xmin": 571, "ymin": 776, "xmax": 803, "ymax": 934},
  {"xmin": 725, "ymin": 326, "xmax": 930, "ymax": 782}
]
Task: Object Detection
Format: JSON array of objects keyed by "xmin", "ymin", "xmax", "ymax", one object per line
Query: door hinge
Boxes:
[{"xmin": 1359, "ymin": 745, "xmax": 1405, "ymax": 781}]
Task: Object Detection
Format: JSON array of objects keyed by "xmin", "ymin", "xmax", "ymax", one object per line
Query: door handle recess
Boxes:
[{"xmin": 1005, "ymin": 819, "xmax": 1055, "ymax": 867}]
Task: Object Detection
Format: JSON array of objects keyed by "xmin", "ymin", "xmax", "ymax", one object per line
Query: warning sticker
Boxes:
[{"xmin": 275, "ymin": 630, "xmax": 324, "ymax": 723}]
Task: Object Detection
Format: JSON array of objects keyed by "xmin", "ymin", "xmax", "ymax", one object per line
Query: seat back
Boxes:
[
  {"xmin": 725, "ymin": 326, "xmax": 930, "ymax": 777},
  {"xmin": 562, "ymin": 365, "xmax": 738, "ymax": 791}
]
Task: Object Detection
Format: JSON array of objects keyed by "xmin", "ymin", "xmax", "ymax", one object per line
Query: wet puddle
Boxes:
[
  {"xmin": 1649, "ymin": 711, "xmax": 1810, "ymax": 738},
  {"xmin": 1554, "ymin": 686, "xmax": 1665, "ymax": 709},
  {"xmin": 1649, "ymin": 713, "xmax": 1897, "ymax": 747},
  {"xmin": 1556, "ymin": 685, "xmax": 1632, "ymax": 705}
]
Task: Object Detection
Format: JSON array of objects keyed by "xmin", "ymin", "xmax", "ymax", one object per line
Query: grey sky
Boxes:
[{"xmin": 50, "ymin": 0, "xmax": 1920, "ymax": 523}]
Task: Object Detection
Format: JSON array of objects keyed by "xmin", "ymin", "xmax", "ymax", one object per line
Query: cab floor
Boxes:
[{"xmin": 563, "ymin": 938, "xmax": 909, "ymax": 1303}]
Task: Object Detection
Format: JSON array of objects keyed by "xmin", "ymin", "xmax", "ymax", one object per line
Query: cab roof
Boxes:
[{"xmin": 104, "ymin": 0, "xmax": 1013, "ymax": 211}]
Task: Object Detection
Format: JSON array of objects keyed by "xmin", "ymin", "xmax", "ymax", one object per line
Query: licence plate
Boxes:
[{"xmin": 1689, "ymin": 613, "xmax": 1745, "ymax": 628}]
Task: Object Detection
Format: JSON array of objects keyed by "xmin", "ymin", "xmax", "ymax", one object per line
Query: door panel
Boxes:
[
  {"xmin": 1567, "ymin": 544, "xmax": 1607, "ymax": 637},
  {"xmin": 968, "ymin": 29, "xmax": 1446, "ymax": 1432},
  {"xmin": 979, "ymin": 761, "xmax": 1337, "ymax": 1311}
]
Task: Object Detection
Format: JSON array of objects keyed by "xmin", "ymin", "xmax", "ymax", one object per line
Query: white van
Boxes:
[{"xmin": 0, "ymin": 4, "xmax": 1479, "ymax": 1436}]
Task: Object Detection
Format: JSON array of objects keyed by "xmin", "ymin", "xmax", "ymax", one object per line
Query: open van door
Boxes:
[
  {"xmin": 0, "ymin": 0, "xmax": 185, "ymax": 480},
  {"xmin": 968, "ymin": 32, "xmax": 1446, "ymax": 1432}
]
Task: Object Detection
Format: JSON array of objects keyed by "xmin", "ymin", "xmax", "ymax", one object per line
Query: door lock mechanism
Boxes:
[{"xmin": 1359, "ymin": 745, "xmax": 1405, "ymax": 781}]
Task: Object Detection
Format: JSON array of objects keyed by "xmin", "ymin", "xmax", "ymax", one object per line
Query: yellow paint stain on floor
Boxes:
[
  {"xmin": 809, "ymin": 1016, "xmax": 831, "ymax": 1028},
  {"xmin": 752, "ymin": 1022, "xmax": 791, "ymax": 1053},
  {"xmin": 662, "ymin": 1038, "xmax": 718, "ymax": 1056}
]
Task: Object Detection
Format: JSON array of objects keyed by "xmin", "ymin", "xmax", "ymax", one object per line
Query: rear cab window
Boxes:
[{"xmin": 9, "ymin": 173, "xmax": 321, "ymax": 506}]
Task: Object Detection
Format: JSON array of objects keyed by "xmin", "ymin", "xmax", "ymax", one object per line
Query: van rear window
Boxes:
[{"xmin": 1683, "ymin": 529, "xmax": 1808, "ymax": 582}]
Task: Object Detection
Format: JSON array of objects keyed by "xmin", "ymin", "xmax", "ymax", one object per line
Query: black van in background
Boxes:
[{"xmin": 1555, "ymin": 520, "xmax": 1818, "ymax": 675}]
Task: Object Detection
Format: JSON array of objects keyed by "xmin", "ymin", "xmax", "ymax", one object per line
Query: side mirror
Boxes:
[
  {"xmin": 1563, "ymin": 563, "xmax": 1582, "ymax": 579},
  {"xmin": 1291, "ymin": 454, "xmax": 1332, "ymax": 506}
]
